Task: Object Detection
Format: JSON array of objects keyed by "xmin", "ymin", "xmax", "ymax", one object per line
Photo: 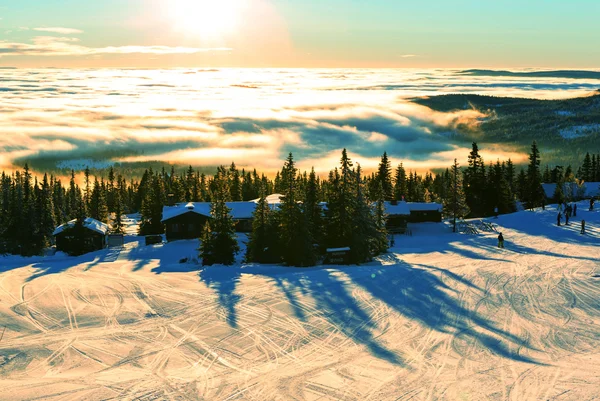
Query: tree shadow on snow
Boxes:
[
  {"xmin": 255, "ymin": 257, "xmax": 542, "ymax": 367},
  {"xmin": 198, "ymin": 266, "xmax": 242, "ymax": 329}
]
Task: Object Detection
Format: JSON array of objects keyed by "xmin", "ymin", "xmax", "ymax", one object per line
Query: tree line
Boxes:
[{"xmin": 1, "ymin": 141, "xmax": 550, "ymax": 257}]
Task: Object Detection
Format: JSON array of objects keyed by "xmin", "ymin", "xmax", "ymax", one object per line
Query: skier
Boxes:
[
  {"xmin": 581, "ymin": 220, "xmax": 586, "ymax": 235},
  {"xmin": 573, "ymin": 203, "xmax": 577, "ymax": 217},
  {"xmin": 557, "ymin": 212, "xmax": 562, "ymax": 226},
  {"xmin": 497, "ymin": 232, "xmax": 505, "ymax": 249},
  {"xmin": 591, "ymin": 197, "xmax": 595, "ymax": 211}
]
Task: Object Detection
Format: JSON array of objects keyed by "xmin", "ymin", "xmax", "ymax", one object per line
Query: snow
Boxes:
[
  {"xmin": 1, "ymin": 204, "xmax": 600, "ymax": 399},
  {"xmin": 559, "ymin": 124, "xmax": 600, "ymax": 139},
  {"xmin": 251, "ymin": 193, "xmax": 285, "ymax": 204},
  {"xmin": 384, "ymin": 201, "xmax": 411, "ymax": 215},
  {"xmin": 162, "ymin": 198, "xmax": 438, "ymax": 221},
  {"xmin": 56, "ymin": 159, "xmax": 115, "ymax": 170},
  {"xmin": 406, "ymin": 202, "xmax": 443, "ymax": 212},
  {"xmin": 52, "ymin": 217, "xmax": 109, "ymax": 236},
  {"xmin": 326, "ymin": 247, "xmax": 351, "ymax": 252}
]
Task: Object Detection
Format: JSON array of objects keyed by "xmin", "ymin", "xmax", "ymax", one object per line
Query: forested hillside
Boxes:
[{"xmin": 413, "ymin": 91, "xmax": 600, "ymax": 166}]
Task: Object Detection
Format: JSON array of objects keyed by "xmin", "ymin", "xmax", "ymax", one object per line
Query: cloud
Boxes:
[
  {"xmin": 400, "ymin": 54, "xmax": 418, "ymax": 58},
  {"xmin": 0, "ymin": 36, "xmax": 232, "ymax": 57},
  {"xmin": 0, "ymin": 68, "xmax": 559, "ymax": 174},
  {"xmin": 33, "ymin": 27, "xmax": 83, "ymax": 34}
]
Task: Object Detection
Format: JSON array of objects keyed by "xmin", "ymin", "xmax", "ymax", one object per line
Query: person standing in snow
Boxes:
[
  {"xmin": 591, "ymin": 198, "xmax": 595, "ymax": 211},
  {"xmin": 557, "ymin": 212, "xmax": 562, "ymax": 226},
  {"xmin": 497, "ymin": 232, "xmax": 504, "ymax": 248},
  {"xmin": 581, "ymin": 220, "xmax": 586, "ymax": 235},
  {"xmin": 565, "ymin": 210, "xmax": 570, "ymax": 225}
]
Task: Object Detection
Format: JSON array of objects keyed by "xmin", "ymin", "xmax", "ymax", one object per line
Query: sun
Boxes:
[{"xmin": 168, "ymin": 0, "xmax": 243, "ymax": 40}]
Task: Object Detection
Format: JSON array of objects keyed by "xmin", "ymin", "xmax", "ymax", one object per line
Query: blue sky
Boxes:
[{"xmin": 0, "ymin": 0, "xmax": 599, "ymax": 67}]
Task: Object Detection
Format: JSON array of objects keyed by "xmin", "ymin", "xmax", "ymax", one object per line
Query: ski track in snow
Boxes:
[{"xmin": 0, "ymin": 205, "xmax": 599, "ymax": 400}]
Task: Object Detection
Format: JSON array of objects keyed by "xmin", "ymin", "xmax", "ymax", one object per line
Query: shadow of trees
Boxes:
[{"xmin": 196, "ymin": 256, "xmax": 541, "ymax": 367}]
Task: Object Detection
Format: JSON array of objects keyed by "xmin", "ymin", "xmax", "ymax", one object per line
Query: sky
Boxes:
[{"xmin": 1, "ymin": 0, "xmax": 600, "ymax": 68}]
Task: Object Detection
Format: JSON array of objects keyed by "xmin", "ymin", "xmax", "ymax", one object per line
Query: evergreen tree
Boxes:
[
  {"xmin": 245, "ymin": 188, "xmax": 279, "ymax": 263},
  {"xmin": 304, "ymin": 168, "xmax": 324, "ymax": 250},
  {"xmin": 38, "ymin": 174, "xmax": 56, "ymax": 248},
  {"xmin": 276, "ymin": 153, "xmax": 316, "ymax": 267},
  {"xmin": 89, "ymin": 178, "xmax": 109, "ymax": 223},
  {"xmin": 582, "ymin": 152, "xmax": 592, "ymax": 182},
  {"xmin": 444, "ymin": 159, "xmax": 469, "ymax": 233},
  {"xmin": 112, "ymin": 190, "xmax": 125, "ymax": 234},
  {"xmin": 376, "ymin": 152, "xmax": 394, "ymax": 201},
  {"xmin": 199, "ymin": 171, "xmax": 239, "ymax": 265},
  {"xmin": 464, "ymin": 142, "xmax": 486, "ymax": 216},
  {"xmin": 350, "ymin": 165, "xmax": 380, "ymax": 263},
  {"xmin": 526, "ymin": 141, "xmax": 545, "ymax": 209},
  {"xmin": 229, "ymin": 162, "xmax": 242, "ymax": 201},
  {"xmin": 372, "ymin": 180, "xmax": 389, "ymax": 255}
]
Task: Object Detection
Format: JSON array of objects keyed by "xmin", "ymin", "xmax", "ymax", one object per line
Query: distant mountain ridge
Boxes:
[
  {"xmin": 459, "ymin": 69, "xmax": 600, "ymax": 80},
  {"xmin": 412, "ymin": 91, "xmax": 600, "ymax": 166}
]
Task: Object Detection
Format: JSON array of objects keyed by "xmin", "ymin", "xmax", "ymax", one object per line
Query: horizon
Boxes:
[{"xmin": 1, "ymin": 1, "xmax": 600, "ymax": 68}]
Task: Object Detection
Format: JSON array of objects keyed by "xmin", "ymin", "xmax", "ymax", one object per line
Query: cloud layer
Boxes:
[
  {"xmin": 0, "ymin": 68, "xmax": 597, "ymax": 173},
  {"xmin": 0, "ymin": 36, "xmax": 231, "ymax": 58}
]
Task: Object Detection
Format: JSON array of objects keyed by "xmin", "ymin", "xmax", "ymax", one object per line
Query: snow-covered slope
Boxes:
[{"xmin": 0, "ymin": 205, "xmax": 599, "ymax": 400}]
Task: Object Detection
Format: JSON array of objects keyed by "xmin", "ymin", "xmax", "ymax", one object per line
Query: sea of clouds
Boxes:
[{"xmin": 0, "ymin": 68, "xmax": 598, "ymax": 173}]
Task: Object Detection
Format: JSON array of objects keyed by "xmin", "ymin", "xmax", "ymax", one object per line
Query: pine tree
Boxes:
[
  {"xmin": 582, "ymin": 152, "xmax": 592, "ymax": 182},
  {"xmin": 372, "ymin": 181, "xmax": 389, "ymax": 255},
  {"xmin": 393, "ymin": 163, "xmax": 408, "ymax": 201},
  {"xmin": 304, "ymin": 168, "xmax": 324, "ymax": 250},
  {"xmin": 229, "ymin": 162, "xmax": 242, "ymax": 201},
  {"xmin": 245, "ymin": 188, "xmax": 279, "ymax": 263},
  {"xmin": 38, "ymin": 174, "xmax": 56, "ymax": 248},
  {"xmin": 112, "ymin": 190, "xmax": 125, "ymax": 234},
  {"xmin": 199, "ymin": 171, "xmax": 239, "ymax": 266},
  {"xmin": 89, "ymin": 178, "xmax": 109, "ymax": 223},
  {"xmin": 464, "ymin": 142, "xmax": 485, "ymax": 217},
  {"xmin": 444, "ymin": 159, "xmax": 469, "ymax": 233},
  {"xmin": 276, "ymin": 153, "xmax": 316, "ymax": 267},
  {"xmin": 350, "ymin": 165, "xmax": 380, "ymax": 263},
  {"xmin": 526, "ymin": 141, "xmax": 544, "ymax": 209},
  {"xmin": 376, "ymin": 152, "xmax": 393, "ymax": 201}
]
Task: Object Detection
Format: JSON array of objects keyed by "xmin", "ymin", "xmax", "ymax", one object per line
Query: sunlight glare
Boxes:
[{"xmin": 168, "ymin": 0, "xmax": 243, "ymax": 40}]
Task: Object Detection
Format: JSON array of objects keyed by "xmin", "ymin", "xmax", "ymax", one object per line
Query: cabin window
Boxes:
[
  {"xmin": 188, "ymin": 224, "xmax": 195, "ymax": 232},
  {"xmin": 172, "ymin": 224, "xmax": 180, "ymax": 233}
]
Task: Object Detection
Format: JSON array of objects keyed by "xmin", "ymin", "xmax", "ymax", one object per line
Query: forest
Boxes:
[{"xmin": 0, "ymin": 142, "xmax": 593, "ymax": 262}]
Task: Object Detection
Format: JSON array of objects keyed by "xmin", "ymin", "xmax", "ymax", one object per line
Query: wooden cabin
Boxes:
[{"xmin": 53, "ymin": 217, "xmax": 109, "ymax": 255}]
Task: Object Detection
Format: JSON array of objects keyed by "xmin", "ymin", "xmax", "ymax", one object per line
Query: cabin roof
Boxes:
[
  {"xmin": 162, "ymin": 202, "xmax": 257, "ymax": 222},
  {"xmin": 53, "ymin": 217, "xmax": 109, "ymax": 236},
  {"xmin": 162, "ymin": 196, "xmax": 444, "ymax": 222},
  {"xmin": 406, "ymin": 202, "xmax": 443, "ymax": 212}
]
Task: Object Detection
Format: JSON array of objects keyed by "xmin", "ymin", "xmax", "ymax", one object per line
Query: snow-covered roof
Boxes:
[
  {"xmin": 162, "ymin": 199, "xmax": 443, "ymax": 221},
  {"xmin": 384, "ymin": 201, "xmax": 411, "ymax": 216},
  {"xmin": 407, "ymin": 202, "xmax": 443, "ymax": 212},
  {"xmin": 53, "ymin": 217, "xmax": 109, "ymax": 236},
  {"xmin": 542, "ymin": 182, "xmax": 600, "ymax": 199},
  {"xmin": 326, "ymin": 247, "xmax": 351, "ymax": 253},
  {"xmin": 251, "ymin": 193, "xmax": 285, "ymax": 204},
  {"xmin": 162, "ymin": 202, "xmax": 257, "ymax": 222}
]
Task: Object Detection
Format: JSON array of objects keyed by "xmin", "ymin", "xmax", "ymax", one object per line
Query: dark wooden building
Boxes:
[
  {"xmin": 162, "ymin": 202, "xmax": 256, "ymax": 242},
  {"xmin": 53, "ymin": 218, "xmax": 108, "ymax": 255},
  {"xmin": 407, "ymin": 203, "xmax": 443, "ymax": 223}
]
